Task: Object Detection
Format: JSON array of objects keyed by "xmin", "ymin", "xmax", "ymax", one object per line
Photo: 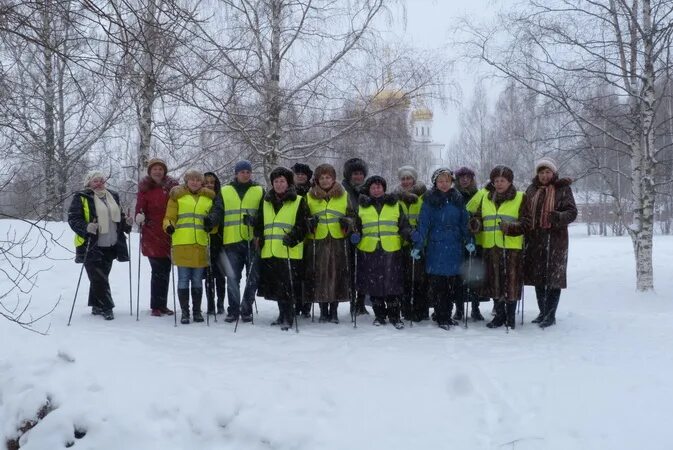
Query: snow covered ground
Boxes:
[{"xmin": 1, "ymin": 220, "xmax": 673, "ymax": 450}]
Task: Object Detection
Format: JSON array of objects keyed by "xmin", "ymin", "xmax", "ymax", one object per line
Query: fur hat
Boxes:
[
  {"xmin": 183, "ymin": 169, "xmax": 204, "ymax": 182},
  {"xmin": 313, "ymin": 164, "xmax": 337, "ymax": 181},
  {"xmin": 147, "ymin": 158, "xmax": 168, "ymax": 176},
  {"xmin": 397, "ymin": 165, "xmax": 418, "ymax": 181},
  {"xmin": 84, "ymin": 170, "xmax": 106, "ymax": 188},
  {"xmin": 489, "ymin": 165, "xmax": 514, "ymax": 183},
  {"xmin": 454, "ymin": 166, "xmax": 475, "ymax": 179},
  {"xmin": 234, "ymin": 160, "xmax": 253, "ymax": 174},
  {"xmin": 269, "ymin": 166, "xmax": 294, "ymax": 185},
  {"xmin": 343, "ymin": 157, "xmax": 369, "ymax": 180},
  {"xmin": 431, "ymin": 168, "xmax": 454, "ymax": 186},
  {"xmin": 291, "ymin": 163, "xmax": 313, "ymax": 180},
  {"xmin": 535, "ymin": 157, "xmax": 558, "ymax": 175},
  {"xmin": 363, "ymin": 175, "xmax": 387, "ymax": 194}
]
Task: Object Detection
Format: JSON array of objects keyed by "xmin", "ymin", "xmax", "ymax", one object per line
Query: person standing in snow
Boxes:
[
  {"xmin": 255, "ymin": 167, "xmax": 309, "ymax": 330},
  {"xmin": 291, "ymin": 162, "xmax": 314, "ymax": 318},
  {"xmin": 206, "ymin": 160, "xmax": 264, "ymax": 324},
  {"xmin": 393, "ymin": 165, "xmax": 429, "ymax": 322},
  {"xmin": 303, "ymin": 164, "xmax": 355, "ymax": 323},
  {"xmin": 411, "ymin": 169, "xmax": 470, "ymax": 330},
  {"xmin": 468, "ymin": 166, "xmax": 526, "ymax": 329},
  {"xmin": 341, "ymin": 157, "xmax": 369, "ymax": 315},
  {"xmin": 203, "ymin": 172, "xmax": 226, "ymax": 316},
  {"xmin": 522, "ymin": 157, "xmax": 577, "ymax": 328},
  {"xmin": 68, "ymin": 171, "xmax": 132, "ymax": 321},
  {"xmin": 454, "ymin": 166, "xmax": 487, "ymax": 322},
  {"xmin": 135, "ymin": 158, "xmax": 179, "ymax": 317},
  {"xmin": 352, "ymin": 176, "xmax": 411, "ymax": 329},
  {"xmin": 163, "ymin": 170, "xmax": 216, "ymax": 325}
]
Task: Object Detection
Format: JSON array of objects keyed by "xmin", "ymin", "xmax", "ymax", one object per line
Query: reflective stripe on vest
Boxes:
[
  {"xmin": 357, "ymin": 203, "xmax": 402, "ymax": 253},
  {"xmin": 261, "ymin": 196, "xmax": 304, "ymax": 259},
  {"xmin": 466, "ymin": 188, "xmax": 487, "ymax": 247},
  {"xmin": 74, "ymin": 196, "xmax": 90, "ymax": 248},
  {"xmin": 400, "ymin": 197, "xmax": 423, "ymax": 227},
  {"xmin": 478, "ymin": 191, "xmax": 524, "ymax": 249},
  {"xmin": 221, "ymin": 185, "xmax": 264, "ymax": 244},
  {"xmin": 306, "ymin": 193, "xmax": 347, "ymax": 240},
  {"xmin": 172, "ymin": 194, "xmax": 213, "ymax": 246}
]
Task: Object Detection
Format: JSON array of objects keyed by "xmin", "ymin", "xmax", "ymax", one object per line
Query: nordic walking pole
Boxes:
[
  {"xmin": 67, "ymin": 238, "xmax": 92, "ymax": 326},
  {"xmin": 500, "ymin": 219, "xmax": 509, "ymax": 334},
  {"xmin": 127, "ymin": 210, "xmax": 133, "ymax": 316},
  {"xmin": 286, "ymin": 243, "xmax": 299, "ymax": 333},
  {"xmin": 464, "ymin": 249, "xmax": 474, "ymax": 329},
  {"xmin": 409, "ymin": 256, "xmax": 415, "ymax": 328},
  {"xmin": 311, "ymin": 237, "xmax": 316, "ymax": 322},
  {"xmin": 136, "ymin": 223, "xmax": 142, "ymax": 321},
  {"xmin": 171, "ymin": 248, "xmax": 177, "ymax": 327},
  {"xmin": 246, "ymin": 223, "xmax": 259, "ymax": 315},
  {"xmin": 542, "ymin": 230, "xmax": 551, "ymax": 330},
  {"xmin": 353, "ymin": 246, "xmax": 358, "ymax": 329}
]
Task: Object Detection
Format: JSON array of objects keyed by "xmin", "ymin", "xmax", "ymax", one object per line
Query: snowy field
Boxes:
[{"xmin": 1, "ymin": 219, "xmax": 673, "ymax": 450}]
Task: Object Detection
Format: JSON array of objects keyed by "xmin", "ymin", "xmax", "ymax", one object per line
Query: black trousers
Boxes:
[
  {"xmin": 427, "ymin": 275, "xmax": 459, "ymax": 325},
  {"xmin": 148, "ymin": 257, "xmax": 171, "ymax": 310},
  {"xmin": 85, "ymin": 247, "xmax": 116, "ymax": 311}
]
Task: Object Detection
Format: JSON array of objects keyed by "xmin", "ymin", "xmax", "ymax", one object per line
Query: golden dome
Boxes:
[
  {"xmin": 412, "ymin": 107, "xmax": 433, "ymax": 121},
  {"xmin": 372, "ymin": 88, "xmax": 411, "ymax": 108}
]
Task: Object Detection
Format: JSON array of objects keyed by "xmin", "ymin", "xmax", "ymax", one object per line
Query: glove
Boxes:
[
  {"xmin": 125, "ymin": 216, "xmax": 134, "ymax": 226},
  {"xmin": 350, "ymin": 233, "xmax": 361, "ymax": 244},
  {"xmin": 307, "ymin": 215, "xmax": 320, "ymax": 231},
  {"xmin": 135, "ymin": 213, "xmax": 145, "ymax": 225},
  {"xmin": 338, "ymin": 217, "xmax": 353, "ymax": 230},
  {"xmin": 499, "ymin": 221, "xmax": 510, "ymax": 234},
  {"xmin": 86, "ymin": 222, "xmax": 98, "ymax": 235},
  {"xmin": 410, "ymin": 230, "xmax": 422, "ymax": 244},
  {"xmin": 203, "ymin": 216, "xmax": 213, "ymax": 232},
  {"xmin": 465, "ymin": 242, "xmax": 476, "ymax": 254},
  {"xmin": 549, "ymin": 211, "xmax": 562, "ymax": 225},
  {"xmin": 242, "ymin": 214, "xmax": 256, "ymax": 227},
  {"xmin": 468, "ymin": 217, "xmax": 481, "ymax": 233},
  {"xmin": 166, "ymin": 224, "xmax": 175, "ymax": 235},
  {"xmin": 282, "ymin": 234, "xmax": 297, "ymax": 247},
  {"xmin": 410, "ymin": 248, "xmax": 421, "ymax": 260}
]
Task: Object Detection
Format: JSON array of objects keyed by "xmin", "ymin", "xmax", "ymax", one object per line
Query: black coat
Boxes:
[{"xmin": 67, "ymin": 189, "xmax": 130, "ymax": 264}]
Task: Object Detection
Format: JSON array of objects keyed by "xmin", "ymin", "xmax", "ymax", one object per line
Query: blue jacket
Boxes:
[{"xmin": 413, "ymin": 187, "xmax": 469, "ymax": 276}]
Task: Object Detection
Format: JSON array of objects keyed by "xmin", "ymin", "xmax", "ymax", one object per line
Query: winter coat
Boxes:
[
  {"xmin": 414, "ymin": 187, "xmax": 469, "ymax": 277},
  {"xmin": 135, "ymin": 175, "xmax": 179, "ymax": 258},
  {"xmin": 522, "ymin": 176, "xmax": 577, "ymax": 289},
  {"xmin": 255, "ymin": 186, "xmax": 310, "ymax": 302},
  {"xmin": 303, "ymin": 182, "xmax": 354, "ymax": 303},
  {"xmin": 355, "ymin": 193, "xmax": 411, "ymax": 297},
  {"xmin": 295, "ymin": 182, "xmax": 311, "ymax": 197},
  {"xmin": 342, "ymin": 179, "xmax": 364, "ymax": 213},
  {"xmin": 163, "ymin": 185, "xmax": 216, "ymax": 268},
  {"xmin": 470, "ymin": 184, "xmax": 526, "ymax": 301},
  {"xmin": 203, "ymin": 172, "xmax": 224, "ymax": 255},
  {"xmin": 394, "ymin": 182, "xmax": 427, "ymax": 236},
  {"xmin": 68, "ymin": 189, "xmax": 131, "ymax": 264}
]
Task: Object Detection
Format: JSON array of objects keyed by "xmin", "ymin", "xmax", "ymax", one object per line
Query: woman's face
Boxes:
[
  {"xmin": 537, "ymin": 167, "xmax": 554, "ymax": 186},
  {"xmin": 89, "ymin": 176, "xmax": 106, "ymax": 190},
  {"xmin": 435, "ymin": 174, "xmax": 452, "ymax": 192},
  {"xmin": 459, "ymin": 175, "xmax": 472, "ymax": 189},
  {"xmin": 273, "ymin": 176, "xmax": 288, "ymax": 194},
  {"xmin": 318, "ymin": 173, "xmax": 334, "ymax": 190},
  {"xmin": 150, "ymin": 165, "xmax": 165, "ymax": 183},
  {"xmin": 369, "ymin": 182, "xmax": 385, "ymax": 198},
  {"xmin": 295, "ymin": 172, "xmax": 308, "ymax": 185},
  {"xmin": 493, "ymin": 176, "xmax": 511, "ymax": 194},
  {"xmin": 187, "ymin": 178, "xmax": 203, "ymax": 192},
  {"xmin": 400, "ymin": 175, "xmax": 415, "ymax": 190},
  {"xmin": 203, "ymin": 175, "xmax": 216, "ymax": 191}
]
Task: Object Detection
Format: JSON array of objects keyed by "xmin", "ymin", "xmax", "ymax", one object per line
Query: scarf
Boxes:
[
  {"xmin": 530, "ymin": 184, "xmax": 556, "ymax": 230},
  {"xmin": 93, "ymin": 189, "xmax": 121, "ymax": 234}
]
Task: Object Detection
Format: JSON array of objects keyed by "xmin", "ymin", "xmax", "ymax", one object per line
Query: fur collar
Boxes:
[
  {"xmin": 139, "ymin": 175, "xmax": 179, "ymax": 193},
  {"xmin": 169, "ymin": 185, "xmax": 216, "ymax": 201},
  {"xmin": 309, "ymin": 182, "xmax": 345, "ymax": 200},
  {"xmin": 530, "ymin": 175, "xmax": 573, "ymax": 189},
  {"xmin": 264, "ymin": 185, "xmax": 299, "ymax": 206},
  {"xmin": 425, "ymin": 187, "xmax": 464, "ymax": 207},
  {"xmin": 485, "ymin": 183, "xmax": 517, "ymax": 203},
  {"xmin": 358, "ymin": 193, "xmax": 398, "ymax": 208},
  {"xmin": 393, "ymin": 183, "xmax": 427, "ymax": 204}
]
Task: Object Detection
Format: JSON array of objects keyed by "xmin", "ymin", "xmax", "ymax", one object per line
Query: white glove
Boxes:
[
  {"xmin": 86, "ymin": 222, "xmax": 98, "ymax": 235},
  {"xmin": 135, "ymin": 213, "xmax": 145, "ymax": 225}
]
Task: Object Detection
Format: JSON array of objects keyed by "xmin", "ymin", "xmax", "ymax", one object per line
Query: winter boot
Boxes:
[
  {"xmin": 505, "ymin": 301, "xmax": 517, "ymax": 329},
  {"xmin": 191, "ymin": 287, "xmax": 204, "ymax": 323},
  {"xmin": 453, "ymin": 300, "xmax": 464, "ymax": 321},
  {"xmin": 319, "ymin": 303, "xmax": 330, "ymax": 323},
  {"xmin": 356, "ymin": 293, "xmax": 369, "ymax": 315},
  {"xmin": 388, "ymin": 304, "xmax": 403, "ymax": 329},
  {"xmin": 329, "ymin": 302, "xmax": 339, "ymax": 324},
  {"xmin": 102, "ymin": 309, "xmax": 114, "ymax": 321},
  {"xmin": 178, "ymin": 288, "xmax": 191, "ymax": 324},
  {"xmin": 471, "ymin": 302, "xmax": 485, "ymax": 321},
  {"xmin": 280, "ymin": 303, "xmax": 294, "ymax": 331},
  {"xmin": 532, "ymin": 294, "xmax": 545, "ymax": 323},
  {"xmin": 216, "ymin": 298, "xmax": 225, "ymax": 315},
  {"xmin": 301, "ymin": 302, "xmax": 312, "ymax": 319},
  {"xmin": 372, "ymin": 303, "xmax": 387, "ymax": 326},
  {"xmin": 486, "ymin": 301, "xmax": 506, "ymax": 328},
  {"xmin": 539, "ymin": 293, "xmax": 559, "ymax": 329}
]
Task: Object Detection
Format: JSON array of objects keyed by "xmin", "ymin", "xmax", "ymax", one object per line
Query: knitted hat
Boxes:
[
  {"xmin": 343, "ymin": 158, "xmax": 369, "ymax": 180},
  {"xmin": 313, "ymin": 164, "xmax": 337, "ymax": 181},
  {"xmin": 431, "ymin": 168, "xmax": 454, "ymax": 186},
  {"xmin": 363, "ymin": 175, "xmax": 387, "ymax": 193},
  {"xmin": 489, "ymin": 165, "xmax": 514, "ymax": 183},
  {"xmin": 234, "ymin": 160, "xmax": 253, "ymax": 174},
  {"xmin": 454, "ymin": 166, "xmax": 475, "ymax": 179},
  {"xmin": 269, "ymin": 166, "xmax": 294, "ymax": 185},
  {"xmin": 397, "ymin": 165, "xmax": 418, "ymax": 181},
  {"xmin": 84, "ymin": 170, "xmax": 106, "ymax": 188},
  {"xmin": 291, "ymin": 163, "xmax": 313, "ymax": 180},
  {"xmin": 146, "ymin": 158, "xmax": 168, "ymax": 176},
  {"xmin": 534, "ymin": 157, "xmax": 558, "ymax": 174}
]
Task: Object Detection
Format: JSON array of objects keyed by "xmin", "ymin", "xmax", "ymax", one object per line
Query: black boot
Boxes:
[
  {"xmin": 505, "ymin": 301, "xmax": 517, "ymax": 329},
  {"xmin": 191, "ymin": 287, "xmax": 204, "ymax": 322},
  {"xmin": 329, "ymin": 302, "xmax": 339, "ymax": 324},
  {"xmin": 532, "ymin": 291, "xmax": 545, "ymax": 323},
  {"xmin": 388, "ymin": 304, "xmax": 404, "ymax": 330},
  {"xmin": 178, "ymin": 288, "xmax": 190, "ymax": 324},
  {"xmin": 453, "ymin": 300, "xmax": 464, "ymax": 321},
  {"xmin": 372, "ymin": 303, "xmax": 387, "ymax": 326},
  {"xmin": 301, "ymin": 302, "xmax": 312, "ymax": 319},
  {"xmin": 539, "ymin": 291, "xmax": 559, "ymax": 328},
  {"xmin": 280, "ymin": 302, "xmax": 294, "ymax": 331},
  {"xmin": 486, "ymin": 301, "xmax": 506, "ymax": 328},
  {"xmin": 356, "ymin": 293, "xmax": 369, "ymax": 315},
  {"xmin": 271, "ymin": 303, "xmax": 284, "ymax": 326},
  {"xmin": 471, "ymin": 302, "xmax": 485, "ymax": 321},
  {"xmin": 319, "ymin": 303, "xmax": 330, "ymax": 323}
]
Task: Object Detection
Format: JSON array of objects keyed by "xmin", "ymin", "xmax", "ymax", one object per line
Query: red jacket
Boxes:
[{"xmin": 135, "ymin": 175, "xmax": 179, "ymax": 258}]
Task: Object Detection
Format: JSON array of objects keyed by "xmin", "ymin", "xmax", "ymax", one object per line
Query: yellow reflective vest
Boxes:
[
  {"xmin": 466, "ymin": 189, "xmax": 487, "ymax": 246},
  {"xmin": 306, "ymin": 193, "xmax": 347, "ymax": 240},
  {"xmin": 261, "ymin": 196, "xmax": 304, "ymax": 259},
  {"xmin": 74, "ymin": 197, "xmax": 90, "ymax": 248},
  {"xmin": 474, "ymin": 190, "xmax": 524, "ymax": 249},
  {"xmin": 357, "ymin": 202, "xmax": 402, "ymax": 253},
  {"xmin": 400, "ymin": 197, "xmax": 423, "ymax": 228},
  {"xmin": 220, "ymin": 185, "xmax": 264, "ymax": 244},
  {"xmin": 172, "ymin": 194, "xmax": 213, "ymax": 246}
]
